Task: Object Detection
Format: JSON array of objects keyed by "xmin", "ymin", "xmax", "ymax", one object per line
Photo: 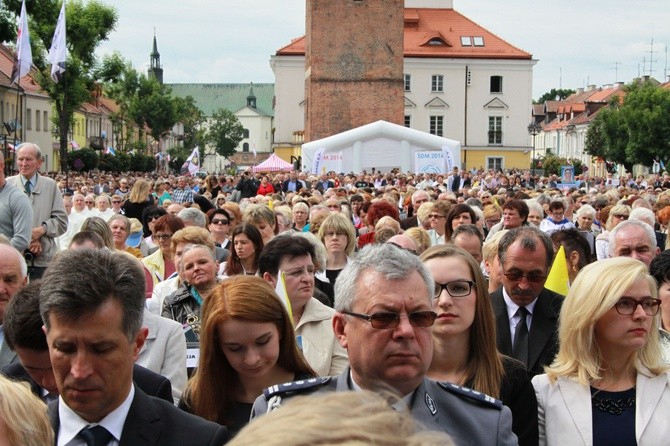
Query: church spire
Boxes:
[
  {"xmin": 148, "ymin": 30, "xmax": 163, "ymax": 84},
  {"xmin": 246, "ymin": 82, "xmax": 257, "ymax": 108}
]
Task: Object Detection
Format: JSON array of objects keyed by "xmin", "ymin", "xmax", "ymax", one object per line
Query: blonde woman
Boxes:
[
  {"xmin": 122, "ymin": 178, "xmax": 155, "ymax": 222},
  {"xmin": 533, "ymin": 257, "xmax": 670, "ymax": 445},
  {"xmin": 0, "ymin": 375, "xmax": 53, "ymax": 446},
  {"xmin": 595, "ymin": 204, "xmax": 631, "ymax": 260}
]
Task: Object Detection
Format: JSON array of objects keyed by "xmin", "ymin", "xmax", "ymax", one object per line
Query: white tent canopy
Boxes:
[
  {"xmin": 301, "ymin": 120, "xmax": 461, "ymax": 175},
  {"xmin": 252, "ymin": 153, "xmax": 294, "ymax": 172}
]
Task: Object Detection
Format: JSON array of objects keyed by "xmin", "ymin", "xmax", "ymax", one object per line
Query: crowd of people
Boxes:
[{"xmin": 1, "ymin": 141, "xmax": 670, "ymax": 444}]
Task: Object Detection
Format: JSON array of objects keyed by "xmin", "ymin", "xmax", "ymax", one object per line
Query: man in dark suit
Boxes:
[
  {"xmin": 491, "ymin": 226, "xmax": 564, "ymax": 377},
  {"xmin": 40, "ymin": 249, "xmax": 228, "ymax": 445},
  {"xmin": 1, "ymin": 280, "xmax": 173, "ymax": 404}
]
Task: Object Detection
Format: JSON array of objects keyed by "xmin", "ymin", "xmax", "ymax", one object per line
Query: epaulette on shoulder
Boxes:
[
  {"xmin": 437, "ymin": 381, "xmax": 503, "ymax": 410},
  {"xmin": 263, "ymin": 377, "xmax": 333, "ymax": 399}
]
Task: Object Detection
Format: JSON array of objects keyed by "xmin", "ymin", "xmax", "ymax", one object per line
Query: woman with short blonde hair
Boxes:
[{"xmin": 533, "ymin": 257, "xmax": 669, "ymax": 445}]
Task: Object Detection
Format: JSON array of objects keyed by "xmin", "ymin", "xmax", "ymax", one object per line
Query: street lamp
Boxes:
[{"xmin": 527, "ymin": 123, "xmax": 541, "ymax": 180}]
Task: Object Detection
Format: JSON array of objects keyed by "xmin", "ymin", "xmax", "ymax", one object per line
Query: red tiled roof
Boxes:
[
  {"xmin": 277, "ymin": 7, "xmax": 531, "ymax": 60},
  {"xmin": 0, "ymin": 44, "xmax": 47, "ymax": 95}
]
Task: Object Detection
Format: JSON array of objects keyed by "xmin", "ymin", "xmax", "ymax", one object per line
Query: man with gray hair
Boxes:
[
  {"xmin": 608, "ymin": 219, "xmax": 659, "ymax": 268},
  {"xmin": 7, "ymin": 143, "xmax": 67, "ymax": 279},
  {"xmin": 177, "ymin": 207, "xmax": 207, "ymax": 228},
  {"xmin": 252, "ymin": 243, "xmax": 517, "ymax": 445},
  {"xmin": 0, "ymin": 244, "xmax": 28, "ymax": 368},
  {"xmin": 41, "ymin": 249, "xmax": 228, "ymax": 445},
  {"xmin": 400, "ymin": 189, "xmax": 431, "ymax": 230}
]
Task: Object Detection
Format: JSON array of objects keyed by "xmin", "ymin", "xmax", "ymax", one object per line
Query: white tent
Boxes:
[
  {"xmin": 301, "ymin": 120, "xmax": 460, "ymax": 174},
  {"xmin": 252, "ymin": 153, "xmax": 294, "ymax": 172}
]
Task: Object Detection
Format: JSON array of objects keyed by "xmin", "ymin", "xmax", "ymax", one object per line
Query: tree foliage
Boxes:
[
  {"xmin": 2, "ymin": 0, "xmax": 118, "ymax": 172},
  {"xmin": 585, "ymin": 83, "xmax": 670, "ymax": 172},
  {"xmin": 538, "ymin": 153, "xmax": 584, "ymax": 176},
  {"xmin": 206, "ymin": 108, "xmax": 244, "ymax": 158},
  {"xmin": 535, "ymin": 88, "xmax": 576, "ymax": 104}
]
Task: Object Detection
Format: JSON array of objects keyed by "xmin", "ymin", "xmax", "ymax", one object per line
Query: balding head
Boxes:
[
  {"xmin": 386, "ymin": 234, "xmax": 419, "ymax": 255},
  {"xmin": 0, "ymin": 244, "xmax": 28, "ymax": 322}
]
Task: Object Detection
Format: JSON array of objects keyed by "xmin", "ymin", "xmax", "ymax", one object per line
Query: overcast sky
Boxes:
[{"xmin": 97, "ymin": 0, "xmax": 670, "ymax": 100}]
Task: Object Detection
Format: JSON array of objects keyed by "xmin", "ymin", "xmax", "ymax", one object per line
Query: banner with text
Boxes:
[{"xmin": 415, "ymin": 151, "xmax": 446, "ymax": 174}]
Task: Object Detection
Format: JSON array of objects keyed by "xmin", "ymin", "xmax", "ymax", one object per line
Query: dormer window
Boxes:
[{"xmin": 428, "ymin": 38, "xmax": 445, "ymax": 46}]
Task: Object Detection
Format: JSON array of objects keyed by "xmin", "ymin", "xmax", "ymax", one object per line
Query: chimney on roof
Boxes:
[
  {"xmin": 587, "ymin": 85, "xmax": 596, "ymax": 91},
  {"xmin": 603, "ymin": 84, "xmax": 612, "ymax": 89},
  {"xmin": 614, "ymin": 82, "xmax": 624, "ymax": 89},
  {"xmin": 576, "ymin": 88, "xmax": 584, "ymax": 94}
]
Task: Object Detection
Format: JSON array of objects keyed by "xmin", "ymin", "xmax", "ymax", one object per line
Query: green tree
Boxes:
[
  {"xmin": 174, "ymin": 95, "xmax": 206, "ymax": 148},
  {"xmin": 619, "ymin": 82, "xmax": 670, "ymax": 167},
  {"xmin": 535, "ymin": 88, "xmax": 576, "ymax": 104},
  {"xmin": 128, "ymin": 76, "xmax": 178, "ymax": 152},
  {"xmin": 67, "ymin": 148, "xmax": 98, "ymax": 172},
  {"xmin": 2, "ymin": 0, "xmax": 118, "ymax": 172},
  {"xmin": 206, "ymin": 108, "xmax": 244, "ymax": 158}
]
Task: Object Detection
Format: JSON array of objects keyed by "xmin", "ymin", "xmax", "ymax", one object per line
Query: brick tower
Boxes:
[{"xmin": 304, "ymin": 0, "xmax": 404, "ymax": 142}]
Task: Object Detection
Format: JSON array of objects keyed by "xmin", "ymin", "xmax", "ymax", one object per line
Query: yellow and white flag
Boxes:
[{"xmin": 274, "ymin": 271, "xmax": 294, "ymax": 326}]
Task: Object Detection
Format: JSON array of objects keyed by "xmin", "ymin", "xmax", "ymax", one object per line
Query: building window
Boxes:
[
  {"xmin": 404, "ymin": 74, "xmax": 411, "ymax": 92},
  {"xmin": 26, "ymin": 108, "xmax": 32, "ymax": 130},
  {"xmin": 460, "ymin": 36, "xmax": 472, "ymax": 46},
  {"xmin": 431, "ymin": 75, "xmax": 444, "ymax": 93},
  {"xmin": 35, "ymin": 110, "xmax": 40, "ymax": 131},
  {"xmin": 404, "ymin": 115, "xmax": 411, "ymax": 128},
  {"xmin": 429, "ymin": 116, "xmax": 444, "ymax": 137},
  {"xmin": 488, "ymin": 116, "xmax": 502, "ymax": 145},
  {"xmin": 487, "ymin": 156, "xmax": 503, "ymax": 171},
  {"xmin": 490, "ymin": 76, "xmax": 503, "ymax": 93},
  {"xmin": 43, "ymin": 111, "xmax": 48, "ymax": 132},
  {"xmin": 473, "ymin": 36, "xmax": 484, "ymax": 47},
  {"xmin": 242, "ymin": 142, "xmax": 249, "ymax": 152},
  {"xmin": 243, "ymin": 128, "xmax": 250, "ymax": 138}
]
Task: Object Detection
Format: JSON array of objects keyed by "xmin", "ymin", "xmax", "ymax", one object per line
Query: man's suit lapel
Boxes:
[
  {"xmin": 558, "ymin": 377, "xmax": 591, "ymax": 446},
  {"xmin": 119, "ymin": 388, "xmax": 161, "ymax": 446},
  {"xmin": 491, "ymin": 290, "xmax": 513, "ymax": 355},
  {"xmin": 528, "ymin": 289, "xmax": 559, "ymax": 370}
]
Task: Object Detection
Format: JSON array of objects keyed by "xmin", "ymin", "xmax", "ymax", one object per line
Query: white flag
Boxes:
[
  {"xmin": 11, "ymin": 0, "xmax": 33, "ymax": 84},
  {"xmin": 47, "ymin": 1, "xmax": 67, "ymax": 82},
  {"xmin": 184, "ymin": 146, "xmax": 200, "ymax": 175}
]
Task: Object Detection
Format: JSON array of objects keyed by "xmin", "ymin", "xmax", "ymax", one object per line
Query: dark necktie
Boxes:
[
  {"xmin": 512, "ymin": 306, "xmax": 530, "ymax": 366},
  {"xmin": 77, "ymin": 425, "xmax": 114, "ymax": 446},
  {"xmin": 24, "ymin": 180, "xmax": 32, "ymax": 196}
]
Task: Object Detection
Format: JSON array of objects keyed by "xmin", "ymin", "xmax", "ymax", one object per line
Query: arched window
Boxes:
[
  {"xmin": 243, "ymin": 129, "xmax": 250, "ymax": 138},
  {"xmin": 242, "ymin": 143, "xmax": 249, "ymax": 152}
]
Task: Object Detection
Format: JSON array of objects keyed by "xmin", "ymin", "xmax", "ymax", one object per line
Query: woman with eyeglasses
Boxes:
[
  {"xmin": 595, "ymin": 203, "xmax": 631, "ymax": 261},
  {"xmin": 207, "ymin": 208, "xmax": 232, "ymax": 250},
  {"xmin": 180, "ymin": 276, "xmax": 315, "ymax": 436},
  {"xmin": 421, "ymin": 245, "xmax": 538, "ymax": 446},
  {"xmin": 142, "ymin": 214, "xmax": 185, "ymax": 297},
  {"xmin": 426, "ymin": 201, "xmax": 451, "ymax": 246},
  {"xmin": 533, "ymin": 257, "xmax": 670, "ymax": 446}
]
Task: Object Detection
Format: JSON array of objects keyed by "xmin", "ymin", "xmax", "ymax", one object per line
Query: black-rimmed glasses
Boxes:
[
  {"xmin": 342, "ymin": 310, "xmax": 437, "ymax": 329},
  {"xmin": 614, "ymin": 297, "xmax": 661, "ymax": 316},
  {"xmin": 211, "ymin": 219, "xmax": 229, "ymax": 225},
  {"xmin": 154, "ymin": 234, "xmax": 173, "ymax": 241},
  {"xmin": 434, "ymin": 280, "xmax": 475, "ymax": 299}
]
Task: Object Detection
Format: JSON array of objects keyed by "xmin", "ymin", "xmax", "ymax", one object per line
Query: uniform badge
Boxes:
[{"xmin": 425, "ymin": 392, "xmax": 438, "ymax": 415}]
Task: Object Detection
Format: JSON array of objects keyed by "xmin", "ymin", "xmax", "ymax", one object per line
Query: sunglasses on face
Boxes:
[
  {"xmin": 211, "ymin": 219, "xmax": 229, "ymax": 225},
  {"xmin": 342, "ymin": 310, "xmax": 437, "ymax": 329},
  {"xmin": 502, "ymin": 269, "xmax": 546, "ymax": 283}
]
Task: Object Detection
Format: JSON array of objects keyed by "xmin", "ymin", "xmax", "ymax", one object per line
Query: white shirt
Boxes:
[
  {"xmin": 58, "ymin": 384, "xmax": 135, "ymax": 446},
  {"xmin": 502, "ymin": 287, "xmax": 539, "ymax": 342}
]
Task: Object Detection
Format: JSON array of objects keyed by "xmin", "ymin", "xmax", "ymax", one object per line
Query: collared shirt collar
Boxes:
[
  {"xmin": 57, "ymin": 384, "xmax": 134, "ymax": 446},
  {"xmin": 22, "ymin": 172, "xmax": 38, "ymax": 190},
  {"xmin": 502, "ymin": 286, "xmax": 539, "ymax": 320}
]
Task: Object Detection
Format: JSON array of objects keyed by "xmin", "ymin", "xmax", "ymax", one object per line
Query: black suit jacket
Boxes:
[
  {"xmin": 490, "ymin": 287, "xmax": 564, "ymax": 378},
  {"xmin": 400, "ymin": 216, "xmax": 418, "ymax": 230},
  {"xmin": 1, "ymin": 362, "xmax": 173, "ymax": 404},
  {"xmin": 51, "ymin": 386, "xmax": 229, "ymax": 446}
]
